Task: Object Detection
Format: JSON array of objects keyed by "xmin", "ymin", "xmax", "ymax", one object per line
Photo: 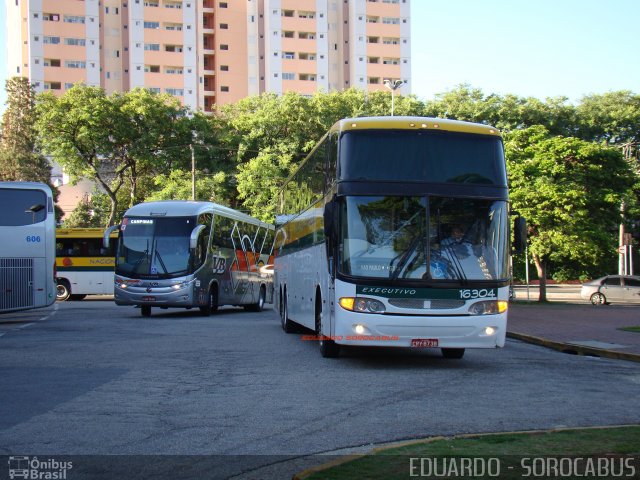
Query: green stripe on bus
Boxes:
[{"xmin": 356, "ymin": 286, "xmax": 497, "ymax": 299}]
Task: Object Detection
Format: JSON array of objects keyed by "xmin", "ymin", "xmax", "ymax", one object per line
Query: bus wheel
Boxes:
[
  {"xmin": 56, "ymin": 280, "xmax": 71, "ymax": 301},
  {"xmin": 200, "ymin": 286, "xmax": 218, "ymax": 316},
  {"xmin": 245, "ymin": 285, "xmax": 266, "ymax": 312},
  {"xmin": 441, "ymin": 348, "xmax": 465, "ymax": 359},
  {"xmin": 316, "ymin": 295, "xmax": 340, "ymax": 358},
  {"xmin": 281, "ymin": 294, "xmax": 297, "ymax": 333},
  {"xmin": 141, "ymin": 305, "xmax": 152, "ymax": 317}
]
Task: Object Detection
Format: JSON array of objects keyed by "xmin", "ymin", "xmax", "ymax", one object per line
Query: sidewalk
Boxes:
[{"xmin": 508, "ymin": 285, "xmax": 640, "ymax": 362}]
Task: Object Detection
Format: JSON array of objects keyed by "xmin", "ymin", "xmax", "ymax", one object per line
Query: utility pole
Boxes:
[{"xmin": 190, "ymin": 143, "xmax": 195, "ymax": 201}]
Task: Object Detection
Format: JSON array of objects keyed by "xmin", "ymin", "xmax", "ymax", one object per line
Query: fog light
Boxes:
[
  {"xmin": 354, "ymin": 324, "xmax": 365, "ymax": 335},
  {"xmin": 485, "ymin": 326, "xmax": 496, "ymax": 336}
]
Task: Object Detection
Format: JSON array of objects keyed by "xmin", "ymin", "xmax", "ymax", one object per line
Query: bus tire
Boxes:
[
  {"xmin": 245, "ymin": 285, "xmax": 266, "ymax": 312},
  {"xmin": 441, "ymin": 348, "xmax": 465, "ymax": 359},
  {"xmin": 141, "ymin": 305, "xmax": 152, "ymax": 317},
  {"xmin": 316, "ymin": 293, "xmax": 340, "ymax": 358},
  {"xmin": 200, "ymin": 285, "xmax": 218, "ymax": 316},
  {"xmin": 281, "ymin": 292, "xmax": 297, "ymax": 333},
  {"xmin": 56, "ymin": 280, "xmax": 71, "ymax": 301}
]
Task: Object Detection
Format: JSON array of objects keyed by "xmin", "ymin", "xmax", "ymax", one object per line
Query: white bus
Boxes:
[
  {"xmin": 55, "ymin": 228, "xmax": 117, "ymax": 301},
  {"xmin": 0, "ymin": 181, "xmax": 56, "ymax": 313},
  {"xmin": 275, "ymin": 116, "xmax": 525, "ymax": 359},
  {"xmin": 105, "ymin": 201, "xmax": 275, "ymax": 317}
]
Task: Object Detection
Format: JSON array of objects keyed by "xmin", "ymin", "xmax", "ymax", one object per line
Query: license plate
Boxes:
[
  {"xmin": 142, "ymin": 296, "xmax": 156, "ymax": 301},
  {"xmin": 411, "ymin": 338, "xmax": 439, "ymax": 348}
]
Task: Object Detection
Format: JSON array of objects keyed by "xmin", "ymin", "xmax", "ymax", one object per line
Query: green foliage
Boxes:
[
  {"xmin": 19, "ymin": 81, "xmax": 639, "ymax": 282},
  {"xmin": 0, "ymin": 77, "xmax": 52, "ymax": 184},
  {"xmin": 506, "ymin": 125, "xmax": 634, "ymax": 280},
  {"xmin": 35, "ymin": 85, "xmax": 195, "ymax": 226},
  {"xmin": 146, "ymin": 168, "xmax": 228, "ymax": 204},
  {"xmin": 61, "ymin": 199, "xmax": 102, "ymax": 228}
]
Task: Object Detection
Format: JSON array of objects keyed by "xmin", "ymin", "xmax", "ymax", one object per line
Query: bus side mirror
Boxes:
[
  {"xmin": 103, "ymin": 225, "xmax": 120, "ymax": 249},
  {"xmin": 513, "ymin": 216, "xmax": 527, "ymax": 253},
  {"xmin": 189, "ymin": 224, "xmax": 206, "ymax": 250}
]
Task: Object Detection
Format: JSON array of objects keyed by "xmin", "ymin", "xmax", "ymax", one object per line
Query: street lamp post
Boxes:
[{"xmin": 384, "ymin": 79, "xmax": 405, "ymax": 116}]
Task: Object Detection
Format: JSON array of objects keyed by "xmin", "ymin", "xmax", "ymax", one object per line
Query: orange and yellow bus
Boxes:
[{"xmin": 55, "ymin": 228, "xmax": 117, "ymax": 301}]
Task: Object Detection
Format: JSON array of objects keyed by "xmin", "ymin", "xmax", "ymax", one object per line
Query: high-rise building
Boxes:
[{"xmin": 6, "ymin": 0, "xmax": 410, "ymax": 111}]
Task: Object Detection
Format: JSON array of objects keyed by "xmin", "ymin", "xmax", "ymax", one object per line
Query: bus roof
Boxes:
[
  {"xmin": 333, "ymin": 116, "xmax": 501, "ymax": 137},
  {"xmin": 0, "ymin": 181, "xmax": 53, "ymax": 193},
  {"xmin": 123, "ymin": 201, "xmax": 273, "ymax": 229}
]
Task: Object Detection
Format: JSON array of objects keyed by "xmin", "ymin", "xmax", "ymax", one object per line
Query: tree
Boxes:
[
  {"xmin": 506, "ymin": 126, "xmax": 634, "ymax": 300},
  {"xmin": 0, "ymin": 77, "xmax": 52, "ymax": 183},
  {"xmin": 220, "ymin": 89, "xmax": 426, "ymax": 220},
  {"xmin": 146, "ymin": 168, "xmax": 227, "ymax": 204},
  {"xmin": 61, "ymin": 198, "xmax": 102, "ymax": 228},
  {"xmin": 36, "ymin": 86, "xmax": 194, "ymax": 226}
]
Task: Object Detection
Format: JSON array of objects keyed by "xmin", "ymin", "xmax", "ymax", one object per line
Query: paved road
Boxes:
[{"xmin": 1, "ymin": 299, "xmax": 639, "ymax": 478}]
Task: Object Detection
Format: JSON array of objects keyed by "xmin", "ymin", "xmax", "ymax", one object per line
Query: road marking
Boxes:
[{"xmin": 0, "ymin": 303, "xmax": 58, "ymax": 336}]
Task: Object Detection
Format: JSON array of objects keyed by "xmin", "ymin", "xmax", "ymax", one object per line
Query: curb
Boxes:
[
  {"xmin": 292, "ymin": 425, "xmax": 640, "ymax": 480},
  {"xmin": 506, "ymin": 331, "xmax": 640, "ymax": 363}
]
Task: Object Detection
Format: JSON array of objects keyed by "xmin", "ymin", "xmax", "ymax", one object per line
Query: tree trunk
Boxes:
[
  {"xmin": 92, "ymin": 173, "xmax": 119, "ymax": 227},
  {"xmin": 532, "ymin": 253, "xmax": 547, "ymax": 302}
]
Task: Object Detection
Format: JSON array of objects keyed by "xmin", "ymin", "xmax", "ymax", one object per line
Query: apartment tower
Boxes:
[{"xmin": 6, "ymin": 0, "xmax": 410, "ymax": 111}]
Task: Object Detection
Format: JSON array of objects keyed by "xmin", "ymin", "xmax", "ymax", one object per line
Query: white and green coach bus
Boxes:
[
  {"xmin": 105, "ymin": 201, "xmax": 275, "ymax": 317},
  {"xmin": 274, "ymin": 116, "xmax": 525, "ymax": 359}
]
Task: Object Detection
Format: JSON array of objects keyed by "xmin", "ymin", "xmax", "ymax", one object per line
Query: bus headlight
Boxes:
[
  {"xmin": 468, "ymin": 300, "xmax": 508, "ymax": 315},
  {"xmin": 171, "ymin": 282, "xmax": 188, "ymax": 291},
  {"xmin": 339, "ymin": 297, "xmax": 386, "ymax": 313}
]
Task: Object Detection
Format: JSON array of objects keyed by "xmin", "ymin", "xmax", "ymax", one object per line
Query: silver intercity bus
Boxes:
[{"xmin": 105, "ymin": 201, "xmax": 274, "ymax": 317}]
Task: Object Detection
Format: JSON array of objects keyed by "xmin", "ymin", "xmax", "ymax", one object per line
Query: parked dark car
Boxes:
[{"xmin": 580, "ymin": 275, "xmax": 640, "ymax": 305}]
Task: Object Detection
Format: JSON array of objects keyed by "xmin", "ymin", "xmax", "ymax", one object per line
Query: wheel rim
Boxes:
[{"xmin": 591, "ymin": 293, "xmax": 604, "ymax": 305}]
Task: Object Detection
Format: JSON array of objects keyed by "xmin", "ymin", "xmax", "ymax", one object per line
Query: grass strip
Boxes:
[{"xmin": 299, "ymin": 426, "xmax": 640, "ymax": 480}]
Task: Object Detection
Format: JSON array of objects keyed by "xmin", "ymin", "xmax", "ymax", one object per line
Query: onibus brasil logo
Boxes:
[{"xmin": 8, "ymin": 456, "xmax": 73, "ymax": 479}]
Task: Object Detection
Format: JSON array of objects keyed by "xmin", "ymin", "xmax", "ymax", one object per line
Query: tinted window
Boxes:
[
  {"xmin": 0, "ymin": 188, "xmax": 48, "ymax": 226},
  {"xmin": 57, "ymin": 238, "xmax": 115, "ymax": 256},
  {"xmin": 604, "ymin": 277, "xmax": 621, "ymax": 286},
  {"xmin": 340, "ymin": 130, "xmax": 506, "ymax": 185},
  {"xmin": 213, "ymin": 215, "xmax": 234, "ymax": 249},
  {"xmin": 625, "ymin": 278, "xmax": 640, "ymax": 287}
]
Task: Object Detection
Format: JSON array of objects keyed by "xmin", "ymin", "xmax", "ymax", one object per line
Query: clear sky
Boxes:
[{"xmin": 0, "ymin": 0, "xmax": 639, "ymax": 112}]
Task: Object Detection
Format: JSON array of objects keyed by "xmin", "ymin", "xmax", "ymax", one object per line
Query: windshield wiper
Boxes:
[
  {"xmin": 132, "ymin": 240, "xmax": 151, "ymax": 273},
  {"xmin": 153, "ymin": 245, "xmax": 168, "ymax": 274},
  {"xmin": 390, "ymin": 235, "xmax": 422, "ymax": 280},
  {"xmin": 441, "ymin": 242, "xmax": 468, "ymax": 282}
]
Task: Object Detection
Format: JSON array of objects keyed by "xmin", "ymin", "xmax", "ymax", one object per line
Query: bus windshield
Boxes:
[
  {"xmin": 116, "ymin": 216, "xmax": 196, "ymax": 278},
  {"xmin": 340, "ymin": 130, "xmax": 506, "ymax": 185},
  {"xmin": 339, "ymin": 196, "xmax": 509, "ymax": 282}
]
